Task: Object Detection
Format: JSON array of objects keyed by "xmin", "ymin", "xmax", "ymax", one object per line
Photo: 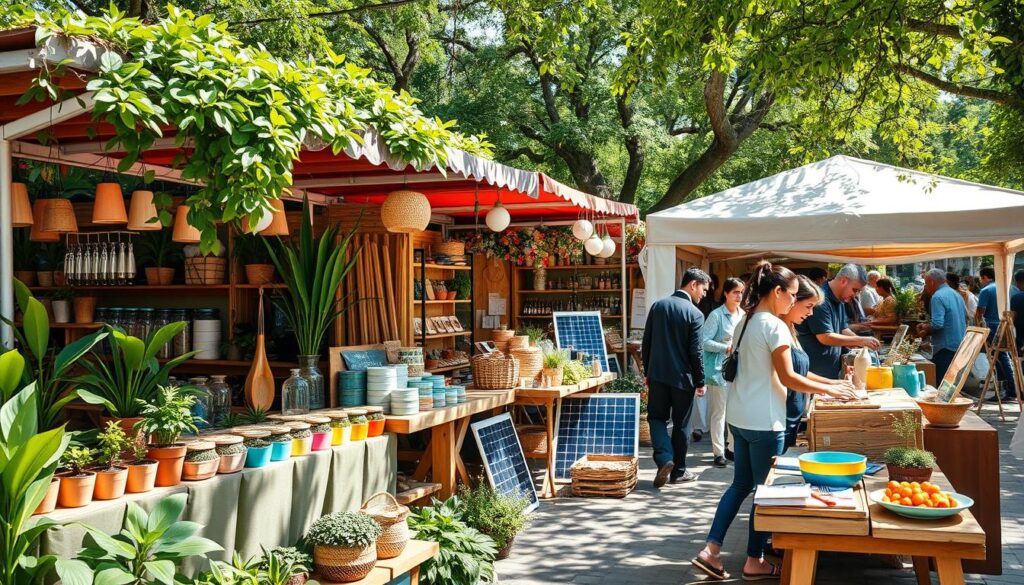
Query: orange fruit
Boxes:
[
  {"xmin": 901, "ymin": 482, "xmax": 910, "ymax": 488},
  {"xmin": 936, "ymin": 500, "xmax": 949, "ymax": 508},
  {"xmin": 923, "ymin": 499, "xmax": 934, "ymax": 508},
  {"xmin": 887, "ymin": 481, "xmax": 901, "ymax": 492},
  {"xmin": 900, "ymin": 487, "xmax": 913, "ymax": 498},
  {"xmin": 882, "ymin": 496, "xmax": 891, "ymax": 503},
  {"xmin": 911, "ymin": 493, "xmax": 926, "ymax": 506},
  {"xmin": 900, "ymin": 497, "xmax": 913, "ymax": 506},
  {"xmin": 910, "ymin": 482, "xmax": 921, "ymax": 491},
  {"xmin": 923, "ymin": 484, "xmax": 940, "ymax": 495},
  {"xmin": 949, "ymin": 497, "xmax": 958, "ymax": 507}
]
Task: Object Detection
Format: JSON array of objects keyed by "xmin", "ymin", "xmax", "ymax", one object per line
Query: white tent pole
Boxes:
[
  {"xmin": 0, "ymin": 140, "xmax": 12, "ymax": 348},
  {"xmin": 996, "ymin": 247, "xmax": 1012, "ymax": 313}
]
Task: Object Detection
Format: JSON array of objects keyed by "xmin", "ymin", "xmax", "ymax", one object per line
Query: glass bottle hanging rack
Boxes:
[{"xmin": 63, "ymin": 231, "xmax": 138, "ymax": 286}]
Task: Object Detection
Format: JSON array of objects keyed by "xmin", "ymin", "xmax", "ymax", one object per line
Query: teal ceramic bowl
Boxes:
[
  {"xmin": 798, "ymin": 451, "xmax": 867, "ymax": 488},
  {"xmin": 870, "ymin": 489, "xmax": 974, "ymax": 519}
]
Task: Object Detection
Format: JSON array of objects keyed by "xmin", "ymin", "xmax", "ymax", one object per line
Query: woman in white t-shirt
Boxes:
[{"xmin": 693, "ymin": 262, "xmax": 857, "ymax": 581}]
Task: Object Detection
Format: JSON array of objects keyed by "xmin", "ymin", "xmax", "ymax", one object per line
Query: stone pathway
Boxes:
[{"xmin": 496, "ymin": 402, "xmax": 1023, "ymax": 584}]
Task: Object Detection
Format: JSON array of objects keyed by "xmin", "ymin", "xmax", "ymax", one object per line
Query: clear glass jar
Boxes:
[
  {"xmin": 208, "ymin": 375, "xmax": 232, "ymax": 427},
  {"xmin": 188, "ymin": 376, "xmax": 212, "ymax": 429},
  {"xmin": 155, "ymin": 309, "xmax": 173, "ymax": 359},
  {"xmin": 172, "ymin": 309, "xmax": 191, "ymax": 356},
  {"xmin": 137, "ymin": 307, "xmax": 155, "ymax": 341},
  {"xmin": 297, "ymin": 355, "xmax": 325, "ymax": 409},
  {"xmin": 121, "ymin": 308, "xmax": 137, "ymax": 336},
  {"xmin": 281, "ymin": 368, "xmax": 310, "ymax": 415}
]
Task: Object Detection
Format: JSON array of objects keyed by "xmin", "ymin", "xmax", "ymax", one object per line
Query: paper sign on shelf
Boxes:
[{"xmin": 488, "ymin": 293, "xmax": 507, "ymax": 316}]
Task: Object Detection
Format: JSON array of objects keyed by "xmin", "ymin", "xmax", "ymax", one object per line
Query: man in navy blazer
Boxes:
[{"xmin": 642, "ymin": 268, "xmax": 710, "ymax": 487}]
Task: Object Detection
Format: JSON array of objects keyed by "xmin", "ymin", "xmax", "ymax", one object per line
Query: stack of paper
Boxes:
[{"xmin": 754, "ymin": 484, "xmax": 811, "ymax": 506}]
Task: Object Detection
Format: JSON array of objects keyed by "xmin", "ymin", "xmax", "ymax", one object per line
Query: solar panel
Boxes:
[
  {"xmin": 552, "ymin": 311, "xmax": 618, "ymax": 373},
  {"xmin": 554, "ymin": 394, "xmax": 639, "ymax": 481},
  {"xmin": 471, "ymin": 414, "xmax": 539, "ymax": 512}
]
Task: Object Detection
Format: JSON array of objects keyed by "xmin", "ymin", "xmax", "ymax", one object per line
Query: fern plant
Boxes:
[{"xmin": 408, "ymin": 497, "xmax": 497, "ymax": 585}]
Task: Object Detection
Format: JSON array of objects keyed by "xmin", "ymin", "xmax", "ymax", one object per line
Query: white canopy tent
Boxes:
[{"xmin": 642, "ymin": 155, "xmax": 1024, "ymax": 315}]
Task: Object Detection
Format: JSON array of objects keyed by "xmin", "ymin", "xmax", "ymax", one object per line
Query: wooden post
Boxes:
[{"xmin": 431, "ymin": 421, "xmax": 456, "ymax": 499}]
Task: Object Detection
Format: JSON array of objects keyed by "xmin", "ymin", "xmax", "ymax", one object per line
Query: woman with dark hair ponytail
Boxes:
[{"xmin": 693, "ymin": 262, "xmax": 857, "ymax": 581}]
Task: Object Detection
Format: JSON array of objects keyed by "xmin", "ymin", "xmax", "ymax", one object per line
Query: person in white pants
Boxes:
[{"xmin": 701, "ymin": 277, "xmax": 746, "ymax": 467}]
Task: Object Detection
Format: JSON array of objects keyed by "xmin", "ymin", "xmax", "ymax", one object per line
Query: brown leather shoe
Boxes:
[{"xmin": 653, "ymin": 462, "xmax": 675, "ymax": 488}]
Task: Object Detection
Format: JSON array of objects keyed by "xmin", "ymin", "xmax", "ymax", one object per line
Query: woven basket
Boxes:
[
  {"xmin": 360, "ymin": 491, "xmax": 410, "ymax": 559},
  {"xmin": 511, "ymin": 346, "xmax": 543, "ymax": 383},
  {"xmin": 570, "ymin": 454, "xmax": 639, "ymax": 498},
  {"xmin": 314, "ymin": 544, "xmax": 377, "ymax": 582},
  {"xmin": 244, "ymin": 263, "xmax": 275, "ymax": 285},
  {"xmin": 492, "ymin": 329, "xmax": 515, "ymax": 343},
  {"xmin": 436, "ymin": 241, "xmax": 465, "ymax": 256},
  {"xmin": 472, "ymin": 352, "xmax": 520, "ymax": 389},
  {"xmin": 381, "ymin": 190, "xmax": 431, "ymax": 233},
  {"xmin": 517, "ymin": 424, "xmax": 548, "ymax": 458},
  {"xmin": 185, "ymin": 257, "xmax": 227, "ymax": 285},
  {"xmin": 639, "ymin": 419, "xmax": 652, "ymax": 446}
]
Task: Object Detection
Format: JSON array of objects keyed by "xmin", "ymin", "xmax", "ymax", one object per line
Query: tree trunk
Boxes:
[{"xmin": 649, "ymin": 138, "xmax": 734, "ymax": 213}]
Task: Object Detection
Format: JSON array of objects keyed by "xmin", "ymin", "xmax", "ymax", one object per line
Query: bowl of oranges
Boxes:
[{"xmin": 870, "ymin": 481, "xmax": 974, "ymax": 519}]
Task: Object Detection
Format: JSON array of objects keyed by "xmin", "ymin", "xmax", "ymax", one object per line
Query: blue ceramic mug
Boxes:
[{"xmin": 893, "ymin": 364, "xmax": 926, "ymax": 397}]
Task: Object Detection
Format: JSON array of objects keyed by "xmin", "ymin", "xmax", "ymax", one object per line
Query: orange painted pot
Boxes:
[
  {"xmin": 92, "ymin": 466, "xmax": 128, "ymax": 500},
  {"xmin": 148, "ymin": 444, "xmax": 187, "ymax": 487},
  {"xmin": 33, "ymin": 477, "xmax": 60, "ymax": 515},
  {"xmin": 57, "ymin": 472, "xmax": 96, "ymax": 508},
  {"xmin": 126, "ymin": 461, "xmax": 158, "ymax": 493}
]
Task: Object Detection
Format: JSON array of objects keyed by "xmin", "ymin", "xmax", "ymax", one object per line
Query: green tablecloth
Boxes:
[{"xmin": 39, "ymin": 435, "xmax": 396, "ymax": 573}]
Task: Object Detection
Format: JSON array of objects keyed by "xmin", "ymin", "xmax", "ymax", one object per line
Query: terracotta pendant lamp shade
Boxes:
[
  {"xmin": 11, "ymin": 182, "xmax": 33, "ymax": 227},
  {"xmin": 40, "ymin": 198, "xmax": 78, "ymax": 233},
  {"xmin": 259, "ymin": 199, "xmax": 289, "ymax": 236},
  {"xmin": 172, "ymin": 205, "xmax": 201, "ymax": 243},
  {"xmin": 127, "ymin": 190, "xmax": 161, "ymax": 230},
  {"xmin": 92, "ymin": 182, "xmax": 127, "ymax": 224},
  {"xmin": 29, "ymin": 200, "xmax": 60, "ymax": 241}
]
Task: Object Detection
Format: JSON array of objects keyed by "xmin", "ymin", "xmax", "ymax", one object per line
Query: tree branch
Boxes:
[
  {"xmin": 904, "ymin": 18, "xmax": 963, "ymax": 39},
  {"xmin": 231, "ymin": 0, "xmax": 419, "ymax": 25},
  {"xmin": 669, "ymin": 125, "xmax": 704, "ymax": 135},
  {"xmin": 704, "ymin": 72, "xmax": 738, "ymax": 148},
  {"xmin": 503, "ymin": 147, "xmax": 547, "ymax": 164},
  {"xmin": 893, "ymin": 63, "xmax": 1023, "ymax": 108}
]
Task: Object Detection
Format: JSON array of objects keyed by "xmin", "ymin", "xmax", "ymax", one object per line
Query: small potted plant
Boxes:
[
  {"xmin": 305, "ymin": 511, "xmax": 382, "ymax": 582},
  {"xmin": 541, "ymin": 345, "xmax": 569, "ymax": 387},
  {"xmin": 234, "ymin": 233, "xmax": 277, "ymax": 284},
  {"xmin": 261, "ymin": 546, "xmax": 312, "ymax": 585},
  {"xmin": 135, "ymin": 385, "xmax": 200, "ymax": 487},
  {"xmin": 73, "ymin": 293, "xmax": 98, "ymax": 324},
  {"xmin": 517, "ymin": 325, "xmax": 545, "ymax": 347},
  {"xmin": 51, "ymin": 287, "xmax": 73, "ymax": 323},
  {"xmin": 182, "ymin": 441, "xmax": 220, "ymax": 481},
  {"xmin": 33, "ymin": 475, "xmax": 61, "ymax": 515},
  {"xmin": 884, "ymin": 411, "xmax": 935, "ymax": 482},
  {"xmin": 125, "ymin": 436, "xmax": 159, "ymax": 493},
  {"xmin": 459, "ymin": 481, "xmax": 533, "ymax": 560},
  {"xmin": 57, "ymin": 446, "xmax": 97, "ymax": 508},
  {"xmin": 451, "ymin": 272, "xmax": 472, "ymax": 300},
  {"xmin": 92, "ymin": 421, "xmax": 130, "ymax": 500},
  {"xmin": 137, "ymin": 229, "xmax": 182, "ymax": 285}
]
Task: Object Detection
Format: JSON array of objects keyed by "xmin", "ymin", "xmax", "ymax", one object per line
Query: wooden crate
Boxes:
[{"xmin": 807, "ymin": 389, "xmax": 923, "ymax": 460}]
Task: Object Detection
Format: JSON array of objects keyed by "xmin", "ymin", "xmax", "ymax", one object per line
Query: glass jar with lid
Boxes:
[
  {"xmin": 323, "ymin": 410, "xmax": 352, "ymax": 445},
  {"xmin": 188, "ymin": 376, "xmax": 212, "ymax": 429},
  {"xmin": 171, "ymin": 309, "xmax": 191, "ymax": 356},
  {"xmin": 207, "ymin": 375, "xmax": 232, "ymax": 427},
  {"xmin": 345, "ymin": 408, "xmax": 369, "ymax": 442},
  {"xmin": 281, "ymin": 369, "xmax": 310, "ymax": 415},
  {"xmin": 137, "ymin": 307, "xmax": 155, "ymax": 341},
  {"xmin": 267, "ymin": 426, "xmax": 293, "ymax": 461},
  {"xmin": 363, "ymin": 406, "xmax": 385, "ymax": 438},
  {"xmin": 155, "ymin": 309, "xmax": 173, "ymax": 359},
  {"xmin": 121, "ymin": 308, "xmax": 138, "ymax": 336},
  {"xmin": 284, "ymin": 421, "xmax": 313, "ymax": 456}
]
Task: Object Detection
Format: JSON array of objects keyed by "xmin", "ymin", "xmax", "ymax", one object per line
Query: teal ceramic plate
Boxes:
[{"xmin": 869, "ymin": 489, "xmax": 974, "ymax": 519}]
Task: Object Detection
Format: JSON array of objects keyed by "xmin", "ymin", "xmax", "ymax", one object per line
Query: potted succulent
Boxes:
[
  {"xmin": 125, "ymin": 436, "xmax": 159, "ymax": 493},
  {"xmin": 136, "ymin": 228, "xmax": 182, "ymax": 285},
  {"xmin": 92, "ymin": 421, "xmax": 130, "ymax": 500},
  {"xmin": 234, "ymin": 232, "xmax": 277, "ymax": 284},
  {"xmin": 57, "ymin": 446, "xmax": 97, "ymax": 508},
  {"xmin": 541, "ymin": 345, "xmax": 569, "ymax": 387},
  {"xmin": 182, "ymin": 441, "xmax": 220, "ymax": 481},
  {"xmin": 884, "ymin": 411, "xmax": 935, "ymax": 482},
  {"xmin": 135, "ymin": 385, "xmax": 200, "ymax": 487},
  {"xmin": 305, "ymin": 511, "xmax": 382, "ymax": 582},
  {"xmin": 459, "ymin": 481, "xmax": 533, "ymax": 560},
  {"xmin": 261, "ymin": 547, "xmax": 312, "ymax": 585},
  {"xmin": 50, "ymin": 287, "xmax": 73, "ymax": 323}
]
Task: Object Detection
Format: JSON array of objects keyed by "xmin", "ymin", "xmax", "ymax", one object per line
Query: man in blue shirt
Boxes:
[
  {"xmin": 796, "ymin": 264, "xmax": 880, "ymax": 378},
  {"xmin": 1011, "ymin": 270, "xmax": 1024, "ymax": 355},
  {"xmin": 917, "ymin": 268, "xmax": 967, "ymax": 383},
  {"xmin": 976, "ymin": 266, "xmax": 1017, "ymax": 401}
]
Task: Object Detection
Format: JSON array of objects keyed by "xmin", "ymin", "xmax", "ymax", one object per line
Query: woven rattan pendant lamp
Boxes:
[
  {"xmin": 40, "ymin": 198, "xmax": 78, "ymax": 233},
  {"xmin": 381, "ymin": 180, "xmax": 431, "ymax": 233},
  {"xmin": 11, "ymin": 182, "xmax": 33, "ymax": 227}
]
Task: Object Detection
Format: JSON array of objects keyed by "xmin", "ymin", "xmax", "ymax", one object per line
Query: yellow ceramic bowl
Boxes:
[{"xmin": 866, "ymin": 366, "xmax": 893, "ymax": 390}]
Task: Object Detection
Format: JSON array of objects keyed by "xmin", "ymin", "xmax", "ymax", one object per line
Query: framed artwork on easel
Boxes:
[{"xmin": 936, "ymin": 326, "xmax": 989, "ymax": 402}]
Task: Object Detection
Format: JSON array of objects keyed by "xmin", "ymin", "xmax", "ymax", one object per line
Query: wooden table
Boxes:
[
  {"xmin": 385, "ymin": 389, "xmax": 515, "ymax": 499},
  {"xmin": 755, "ymin": 463, "xmax": 986, "ymax": 585},
  {"xmin": 807, "ymin": 389, "xmax": 923, "ymax": 460},
  {"xmin": 512, "ymin": 373, "xmax": 616, "ymax": 498},
  {"xmin": 317, "ymin": 540, "xmax": 439, "ymax": 585}
]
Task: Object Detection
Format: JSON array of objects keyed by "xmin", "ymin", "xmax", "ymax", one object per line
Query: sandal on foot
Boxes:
[
  {"xmin": 742, "ymin": 562, "xmax": 782, "ymax": 581},
  {"xmin": 692, "ymin": 553, "xmax": 729, "ymax": 581}
]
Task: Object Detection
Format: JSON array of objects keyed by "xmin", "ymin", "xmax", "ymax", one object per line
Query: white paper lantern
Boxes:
[
  {"xmin": 571, "ymin": 219, "xmax": 594, "ymax": 241},
  {"xmin": 584, "ymin": 232, "xmax": 604, "ymax": 255},
  {"xmin": 486, "ymin": 202, "xmax": 511, "ymax": 232},
  {"xmin": 599, "ymin": 234, "xmax": 616, "ymax": 258},
  {"xmin": 246, "ymin": 208, "xmax": 274, "ymax": 234}
]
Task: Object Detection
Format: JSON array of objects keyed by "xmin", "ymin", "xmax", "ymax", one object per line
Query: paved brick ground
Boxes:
[{"xmin": 496, "ymin": 401, "xmax": 1023, "ymax": 584}]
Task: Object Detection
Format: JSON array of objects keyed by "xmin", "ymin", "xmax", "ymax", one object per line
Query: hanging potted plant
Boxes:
[
  {"xmin": 92, "ymin": 421, "xmax": 130, "ymax": 500},
  {"xmin": 57, "ymin": 446, "xmax": 97, "ymax": 508},
  {"xmin": 125, "ymin": 436, "xmax": 159, "ymax": 493},
  {"xmin": 305, "ymin": 511, "xmax": 382, "ymax": 582},
  {"xmin": 134, "ymin": 385, "xmax": 200, "ymax": 487},
  {"xmin": 136, "ymin": 228, "xmax": 182, "ymax": 285},
  {"xmin": 233, "ymin": 232, "xmax": 277, "ymax": 284},
  {"xmin": 884, "ymin": 411, "xmax": 935, "ymax": 482},
  {"xmin": 265, "ymin": 196, "xmax": 359, "ymax": 410}
]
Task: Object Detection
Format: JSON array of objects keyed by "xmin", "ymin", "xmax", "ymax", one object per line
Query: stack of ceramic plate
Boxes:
[
  {"xmin": 406, "ymin": 375, "xmax": 422, "ymax": 388},
  {"xmin": 388, "ymin": 364, "xmax": 409, "ymax": 389},
  {"xmin": 399, "ymin": 347, "xmax": 424, "ymax": 365},
  {"xmin": 445, "ymin": 387, "xmax": 459, "ymax": 406},
  {"xmin": 390, "ymin": 388, "xmax": 419, "ymax": 415},
  {"xmin": 427, "ymin": 375, "xmax": 446, "ymax": 389},
  {"xmin": 366, "ymin": 367, "xmax": 397, "ymax": 414},
  {"xmin": 414, "ymin": 382, "xmax": 434, "ymax": 411},
  {"xmin": 192, "ymin": 314, "xmax": 221, "ymax": 360},
  {"xmin": 338, "ymin": 371, "xmax": 367, "ymax": 407},
  {"xmin": 449, "ymin": 385, "xmax": 467, "ymax": 404},
  {"xmin": 432, "ymin": 386, "xmax": 447, "ymax": 408}
]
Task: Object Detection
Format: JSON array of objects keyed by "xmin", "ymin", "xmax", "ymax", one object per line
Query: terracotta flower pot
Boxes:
[
  {"xmin": 245, "ymin": 263, "xmax": 276, "ymax": 285},
  {"xmin": 145, "ymin": 266, "xmax": 175, "ymax": 285},
  {"xmin": 33, "ymin": 477, "xmax": 60, "ymax": 515},
  {"xmin": 542, "ymin": 366, "xmax": 564, "ymax": 387},
  {"xmin": 92, "ymin": 466, "xmax": 128, "ymax": 500},
  {"xmin": 36, "ymin": 271, "xmax": 54, "ymax": 287},
  {"xmin": 57, "ymin": 471, "xmax": 96, "ymax": 508},
  {"xmin": 126, "ymin": 460, "xmax": 158, "ymax": 493},
  {"xmin": 73, "ymin": 296, "xmax": 97, "ymax": 324},
  {"xmin": 14, "ymin": 270, "xmax": 36, "ymax": 286},
  {"xmin": 496, "ymin": 537, "xmax": 515, "ymax": 560},
  {"xmin": 148, "ymin": 444, "xmax": 187, "ymax": 487},
  {"xmin": 182, "ymin": 458, "xmax": 219, "ymax": 481},
  {"xmin": 887, "ymin": 463, "xmax": 933, "ymax": 483}
]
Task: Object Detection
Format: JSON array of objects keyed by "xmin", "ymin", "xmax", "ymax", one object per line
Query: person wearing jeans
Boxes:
[
  {"xmin": 976, "ymin": 266, "xmax": 1017, "ymax": 401},
  {"xmin": 701, "ymin": 277, "xmax": 745, "ymax": 467},
  {"xmin": 693, "ymin": 262, "xmax": 856, "ymax": 581},
  {"xmin": 917, "ymin": 268, "xmax": 967, "ymax": 383}
]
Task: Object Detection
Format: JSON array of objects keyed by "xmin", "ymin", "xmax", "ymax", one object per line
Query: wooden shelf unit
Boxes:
[{"xmin": 413, "ymin": 248, "xmax": 474, "ymax": 373}]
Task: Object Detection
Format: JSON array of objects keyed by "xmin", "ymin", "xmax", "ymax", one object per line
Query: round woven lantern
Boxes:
[
  {"xmin": 29, "ymin": 200, "xmax": 60, "ymax": 242},
  {"xmin": 40, "ymin": 198, "xmax": 78, "ymax": 233},
  {"xmin": 381, "ymin": 190, "xmax": 431, "ymax": 233}
]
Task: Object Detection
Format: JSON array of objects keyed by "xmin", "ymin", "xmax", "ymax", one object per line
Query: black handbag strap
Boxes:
[{"xmin": 732, "ymin": 312, "xmax": 751, "ymax": 353}]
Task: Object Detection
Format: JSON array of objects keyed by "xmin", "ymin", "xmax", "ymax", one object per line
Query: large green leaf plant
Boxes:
[
  {"xmin": 77, "ymin": 322, "xmax": 198, "ymax": 418},
  {"xmin": 265, "ymin": 197, "xmax": 359, "ymax": 357},
  {"xmin": 2, "ymin": 279, "xmax": 107, "ymax": 430}
]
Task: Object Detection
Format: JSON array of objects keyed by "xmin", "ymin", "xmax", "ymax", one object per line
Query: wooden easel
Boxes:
[{"xmin": 975, "ymin": 311, "xmax": 1024, "ymax": 420}]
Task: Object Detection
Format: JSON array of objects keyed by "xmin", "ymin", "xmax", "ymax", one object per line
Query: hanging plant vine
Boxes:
[{"xmin": 16, "ymin": 4, "xmax": 492, "ymax": 253}]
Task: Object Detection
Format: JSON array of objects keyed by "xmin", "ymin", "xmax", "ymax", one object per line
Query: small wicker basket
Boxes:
[
  {"xmin": 436, "ymin": 241, "xmax": 465, "ymax": 257},
  {"xmin": 314, "ymin": 544, "xmax": 377, "ymax": 583},
  {"xmin": 509, "ymin": 335, "xmax": 529, "ymax": 350},
  {"xmin": 360, "ymin": 491, "xmax": 410, "ymax": 560},
  {"xmin": 517, "ymin": 424, "xmax": 548, "ymax": 458},
  {"xmin": 511, "ymin": 346, "xmax": 543, "ymax": 384},
  {"xmin": 492, "ymin": 328, "xmax": 515, "ymax": 343},
  {"xmin": 185, "ymin": 257, "xmax": 227, "ymax": 285},
  {"xmin": 244, "ymin": 263, "xmax": 275, "ymax": 285},
  {"xmin": 472, "ymin": 352, "xmax": 520, "ymax": 389}
]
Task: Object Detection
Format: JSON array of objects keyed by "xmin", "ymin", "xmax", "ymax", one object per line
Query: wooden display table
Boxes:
[
  {"xmin": 512, "ymin": 372, "xmax": 616, "ymax": 498},
  {"xmin": 807, "ymin": 389, "xmax": 923, "ymax": 460},
  {"xmin": 913, "ymin": 356, "xmax": 937, "ymax": 386},
  {"xmin": 755, "ymin": 462, "xmax": 985, "ymax": 585},
  {"xmin": 385, "ymin": 389, "xmax": 516, "ymax": 499},
  {"xmin": 316, "ymin": 540, "xmax": 439, "ymax": 585}
]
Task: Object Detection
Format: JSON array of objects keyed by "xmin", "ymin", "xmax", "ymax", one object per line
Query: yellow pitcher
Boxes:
[{"xmin": 866, "ymin": 366, "xmax": 894, "ymax": 390}]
